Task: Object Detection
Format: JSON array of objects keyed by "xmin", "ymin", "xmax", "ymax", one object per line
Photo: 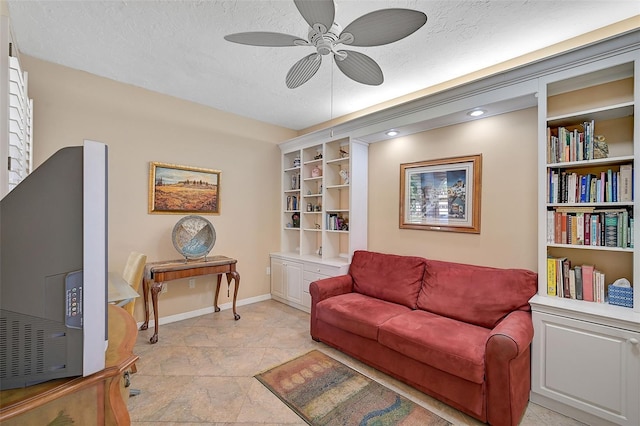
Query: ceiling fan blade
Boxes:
[
  {"xmin": 334, "ymin": 50, "xmax": 383, "ymax": 86},
  {"xmin": 340, "ymin": 9, "xmax": 427, "ymax": 47},
  {"xmin": 294, "ymin": 0, "xmax": 335, "ymax": 33},
  {"xmin": 286, "ymin": 53, "xmax": 322, "ymax": 89},
  {"xmin": 224, "ymin": 32, "xmax": 306, "ymax": 47}
]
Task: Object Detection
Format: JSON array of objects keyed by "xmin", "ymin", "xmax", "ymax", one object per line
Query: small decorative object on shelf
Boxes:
[
  {"xmin": 608, "ymin": 278, "xmax": 633, "ymax": 308},
  {"xmin": 312, "ymin": 166, "xmax": 322, "ymax": 177},
  {"xmin": 291, "ymin": 173, "xmax": 299, "ymax": 190},
  {"xmin": 307, "ymin": 203, "xmax": 313, "ymax": 212},
  {"xmin": 339, "ymin": 169, "xmax": 349, "ymax": 184},
  {"xmin": 314, "ymin": 150, "xmax": 323, "ymax": 160},
  {"xmin": 593, "ymin": 135, "xmax": 609, "ymax": 159},
  {"xmin": 340, "ymin": 148, "xmax": 349, "ymax": 158},
  {"xmin": 293, "ymin": 156, "xmax": 301, "ymax": 167},
  {"xmin": 292, "ymin": 213, "xmax": 300, "ymax": 228}
]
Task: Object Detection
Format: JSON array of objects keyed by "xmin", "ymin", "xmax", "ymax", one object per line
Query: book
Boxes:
[
  {"xmin": 620, "ymin": 164, "xmax": 633, "ymax": 202},
  {"xmin": 604, "ymin": 212, "xmax": 618, "ymax": 247},
  {"xmin": 562, "ymin": 259, "xmax": 571, "ymax": 298},
  {"xmin": 576, "ymin": 212, "xmax": 584, "ymax": 245},
  {"xmin": 584, "ymin": 213, "xmax": 591, "ymax": 245},
  {"xmin": 574, "ymin": 265, "xmax": 583, "ymax": 300},
  {"xmin": 569, "ymin": 269, "xmax": 576, "ymax": 299},
  {"xmin": 582, "ymin": 264, "xmax": 594, "ymax": 302},
  {"xmin": 547, "ymin": 258, "xmax": 557, "ymax": 296}
]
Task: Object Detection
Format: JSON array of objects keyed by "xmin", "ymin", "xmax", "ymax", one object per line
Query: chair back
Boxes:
[{"xmin": 122, "ymin": 251, "xmax": 147, "ymax": 316}]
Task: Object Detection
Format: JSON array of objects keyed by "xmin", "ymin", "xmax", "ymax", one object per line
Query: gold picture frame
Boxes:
[
  {"xmin": 148, "ymin": 162, "xmax": 221, "ymax": 214},
  {"xmin": 400, "ymin": 154, "xmax": 481, "ymax": 233}
]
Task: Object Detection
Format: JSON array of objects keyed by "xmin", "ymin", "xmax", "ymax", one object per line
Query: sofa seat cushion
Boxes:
[
  {"xmin": 349, "ymin": 250, "xmax": 427, "ymax": 308},
  {"xmin": 417, "ymin": 260, "xmax": 538, "ymax": 329},
  {"xmin": 378, "ymin": 310, "xmax": 490, "ymax": 384},
  {"xmin": 315, "ymin": 292, "xmax": 411, "ymax": 340}
]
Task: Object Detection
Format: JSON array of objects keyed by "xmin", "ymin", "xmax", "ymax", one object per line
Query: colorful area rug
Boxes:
[{"xmin": 255, "ymin": 350, "xmax": 452, "ymax": 426}]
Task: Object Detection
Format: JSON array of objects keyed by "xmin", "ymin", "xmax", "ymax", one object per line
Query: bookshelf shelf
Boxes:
[
  {"xmin": 546, "ymin": 243, "xmax": 633, "ymax": 252},
  {"xmin": 547, "ymin": 101, "xmax": 634, "ymax": 126},
  {"xmin": 532, "ymin": 51, "xmax": 640, "ymax": 425},
  {"xmin": 547, "ymin": 154, "xmax": 634, "ymax": 168}
]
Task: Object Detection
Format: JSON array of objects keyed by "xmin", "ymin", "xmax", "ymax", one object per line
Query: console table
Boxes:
[
  {"xmin": 0, "ymin": 305, "xmax": 138, "ymax": 425},
  {"xmin": 140, "ymin": 255, "xmax": 240, "ymax": 344}
]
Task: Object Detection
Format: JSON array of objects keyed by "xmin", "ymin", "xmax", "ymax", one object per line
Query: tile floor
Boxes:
[{"xmin": 127, "ymin": 299, "xmax": 585, "ymax": 425}]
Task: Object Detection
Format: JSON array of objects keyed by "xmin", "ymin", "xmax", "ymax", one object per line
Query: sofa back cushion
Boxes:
[
  {"xmin": 350, "ymin": 250, "xmax": 426, "ymax": 309},
  {"xmin": 416, "ymin": 259, "xmax": 537, "ymax": 328}
]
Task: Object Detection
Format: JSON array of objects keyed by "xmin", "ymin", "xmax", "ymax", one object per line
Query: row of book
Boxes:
[
  {"xmin": 547, "ymin": 258, "xmax": 607, "ymax": 303},
  {"xmin": 547, "ymin": 165, "xmax": 632, "ymax": 204},
  {"xmin": 286, "ymin": 195, "xmax": 299, "ymax": 211},
  {"xmin": 326, "ymin": 213, "xmax": 346, "ymax": 231},
  {"xmin": 546, "ymin": 208, "xmax": 634, "ymax": 248},
  {"xmin": 546, "ymin": 121, "xmax": 596, "ymax": 164}
]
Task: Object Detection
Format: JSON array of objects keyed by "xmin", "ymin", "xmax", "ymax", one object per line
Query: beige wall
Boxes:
[
  {"xmin": 22, "ymin": 54, "xmax": 538, "ymax": 325},
  {"xmin": 368, "ymin": 108, "xmax": 538, "ymax": 270},
  {"xmin": 22, "ymin": 55, "xmax": 297, "ymax": 322}
]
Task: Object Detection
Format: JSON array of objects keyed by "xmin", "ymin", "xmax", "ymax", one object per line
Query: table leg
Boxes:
[
  {"xmin": 226, "ymin": 271, "xmax": 241, "ymax": 320},
  {"xmin": 149, "ymin": 281, "xmax": 163, "ymax": 344},
  {"xmin": 214, "ymin": 275, "xmax": 222, "ymax": 313},
  {"xmin": 139, "ymin": 277, "xmax": 150, "ymax": 331}
]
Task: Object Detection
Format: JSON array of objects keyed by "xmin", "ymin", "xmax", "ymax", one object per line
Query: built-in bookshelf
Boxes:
[
  {"xmin": 272, "ymin": 137, "xmax": 368, "ymax": 312},
  {"xmin": 530, "ymin": 54, "xmax": 640, "ymax": 425},
  {"xmin": 279, "ymin": 137, "xmax": 367, "ymax": 262},
  {"xmin": 538, "ymin": 61, "xmax": 638, "ymax": 313}
]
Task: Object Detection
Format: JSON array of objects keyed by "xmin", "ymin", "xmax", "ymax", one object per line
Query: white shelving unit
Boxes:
[
  {"xmin": 1, "ymin": 15, "xmax": 32, "ymax": 199},
  {"xmin": 271, "ymin": 137, "xmax": 367, "ymax": 312},
  {"xmin": 530, "ymin": 52, "xmax": 640, "ymax": 426}
]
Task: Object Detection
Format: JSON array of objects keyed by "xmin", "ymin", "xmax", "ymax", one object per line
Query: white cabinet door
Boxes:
[
  {"xmin": 270, "ymin": 257, "xmax": 285, "ymax": 299},
  {"xmin": 532, "ymin": 311, "xmax": 640, "ymax": 426},
  {"xmin": 270, "ymin": 256, "xmax": 303, "ymax": 305},
  {"xmin": 285, "ymin": 261, "xmax": 303, "ymax": 305}
]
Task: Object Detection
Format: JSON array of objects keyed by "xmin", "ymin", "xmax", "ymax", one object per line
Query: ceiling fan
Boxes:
[{"xmin": 224, "ymin": 0, "xmax": 427, "ymax": 89}]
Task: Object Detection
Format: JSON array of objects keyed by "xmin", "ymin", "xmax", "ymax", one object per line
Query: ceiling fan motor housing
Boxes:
[{"xmin": 309, "ymin": 22, "xmax": 342, "ymax": 56}]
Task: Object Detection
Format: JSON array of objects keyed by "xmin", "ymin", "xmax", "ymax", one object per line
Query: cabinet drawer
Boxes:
[
  {"xmin": 303, "ymin": 271, "xmax": 330, "ymax": 291},
  {"xmin": 303, "ymin": 262, "xmax": 345, "ymax": 276}
]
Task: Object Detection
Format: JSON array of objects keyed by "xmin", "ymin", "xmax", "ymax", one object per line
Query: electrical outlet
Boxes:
[
  {"xmin": 266, "ymin": 266, "xmax": 271, "ymax": 275},
  {"xmin": 189, "ymin": 279, "xmax": 196, "ymax": 289},
  {"xmin": 161, "ymin": 283, "xmax": 168, "ymax": 294}
]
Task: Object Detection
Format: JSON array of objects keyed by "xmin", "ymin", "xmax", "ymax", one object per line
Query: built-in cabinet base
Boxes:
[
  {"xmin": 270, "ymin": 253, "xmax": 348, "ymax": 313},
  {"xmin": 530, "ymin": 299, "xmax": 640, "ymax": 426}
]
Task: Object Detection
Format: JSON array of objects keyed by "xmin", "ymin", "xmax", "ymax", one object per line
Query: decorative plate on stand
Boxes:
[{"xmin": 172, "ymin": 215, "xmax": 216, "ymax": 260}]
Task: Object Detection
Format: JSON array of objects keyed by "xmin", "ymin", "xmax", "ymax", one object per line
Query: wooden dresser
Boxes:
[{"xmin": 0, "ymin": 304, "xmax": 139, "ymax": 425}]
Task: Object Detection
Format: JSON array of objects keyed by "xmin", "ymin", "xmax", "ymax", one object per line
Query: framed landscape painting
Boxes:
[
  {"xmin": 400, "ymin": 154, "xmax": 481, "ymax": 233},
  {"xmin": 149, "ymin": 162, "xmax": 221, "ymax": 214}
]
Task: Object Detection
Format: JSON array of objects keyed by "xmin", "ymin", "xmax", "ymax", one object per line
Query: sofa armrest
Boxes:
[
  {"xmin": 309, "ymin": 275, "xmax": 353, "ymax": 303},
  {"xmin": 485, "ymin": 310, "xmax": 534, "ymax": 426},
  {"xmin": 309, "ymin": 275, "xmax": 353, "ymax": 341}
]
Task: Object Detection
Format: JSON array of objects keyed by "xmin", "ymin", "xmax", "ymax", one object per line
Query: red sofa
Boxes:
[{"xmin": 309, "ymin": 250, "xmax": 537, "ymax": 426}]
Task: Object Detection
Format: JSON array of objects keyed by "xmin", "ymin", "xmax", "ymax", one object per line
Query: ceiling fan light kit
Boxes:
[{"xmin": 224, "ymin": 0, "xmax": 427, "ymax": 89}]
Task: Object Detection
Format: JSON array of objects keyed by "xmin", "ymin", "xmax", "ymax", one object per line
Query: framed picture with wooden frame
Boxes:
[
  {"xmin": 148, "ymin": 162, "xmax": 221, "ymax": 214},
  {"xmin": 400, "ymin": 154, "xmax": 481, "ymax": 233}
]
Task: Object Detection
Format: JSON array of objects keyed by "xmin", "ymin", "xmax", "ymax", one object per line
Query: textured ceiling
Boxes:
[{"xmin": 6, "ymin": 1, "xmax": 640, "ymax": 131}]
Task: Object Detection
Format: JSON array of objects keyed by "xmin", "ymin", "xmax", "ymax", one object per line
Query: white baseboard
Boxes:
[{"xmin": 137, "ymin": 293, "xmax": 272, "ymax": 328}]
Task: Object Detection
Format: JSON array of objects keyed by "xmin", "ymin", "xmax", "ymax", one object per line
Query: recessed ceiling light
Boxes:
[
  {"xmin": 467, "ymin": 109, "xmax": 486, "ymax": 117},
  {"xmin": 385, "ymin": 129, "xmax": 399, "ymax": 136}
]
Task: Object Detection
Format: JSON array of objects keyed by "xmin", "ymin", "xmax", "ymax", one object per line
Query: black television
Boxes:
[{"xmin": 0, "ymin": 140, "xmax": 108, "ymax": 390}]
